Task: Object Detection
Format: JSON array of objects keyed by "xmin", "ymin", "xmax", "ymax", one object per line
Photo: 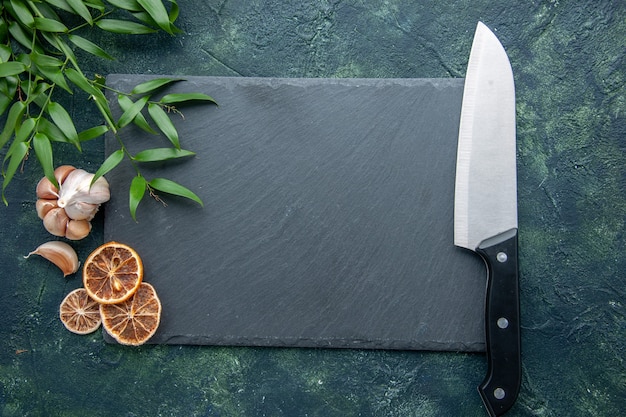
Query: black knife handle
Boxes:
[{"xmin": 476, "ymin": 228, "xmax": 521, "ymax": 417}]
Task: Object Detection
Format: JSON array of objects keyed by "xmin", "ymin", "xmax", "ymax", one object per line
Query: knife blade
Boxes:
[{"xmin": 454, "ymin": 22, "xmax": 521, "ymax": 417}]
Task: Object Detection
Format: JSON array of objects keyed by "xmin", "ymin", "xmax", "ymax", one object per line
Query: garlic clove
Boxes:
[
  {"xmin": 65, "ymin": 219, "xmax": 92, "ymax": 240},
  {"xmin": 36, "ymin": 176, "xmax": 59, "ymax": 199},
  {"xmin": 36, "ymin": 199, "xmax": 58, "ymax": 220},
  {"xmin": 63, "ymin": 201, "xmax": 99, "ymax": 221},
  {"xmin": 43, "ymin": 207, "xmax": 69, "ymax": 237},
  {"xmin": 24, "ymin": 241, "xmax": 79, "ymax": 277},
  {"xmin": 54, "ymin": 165, "xmax": 76, "ymax": 184}
]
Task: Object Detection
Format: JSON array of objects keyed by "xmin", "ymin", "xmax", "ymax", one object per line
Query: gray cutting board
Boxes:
[{"xmin": 103, "ymin": 75, "xmax": 486, "ymax": 352}]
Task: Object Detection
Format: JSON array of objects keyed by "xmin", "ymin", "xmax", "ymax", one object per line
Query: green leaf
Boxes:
[
  {"xmin": 147, "ymin": 103, "xmax": 179, "ymax": 148},
  {"xmin": 92, "ymin": 149, "xmax": 124, "ymax": 185},
  {"xmin": 30, "ymin": 52, "xmax": 64, "ymax": 68},
  {"xmin": 47, "ymin": 102, "xmax": 80, "ymax": 150},
  {"xmin": 0, "ymin": 101, "xmax": 26, "ymax": 149},
  {"xmin": 131, "ymin": 77, "xmax": 183, "ymax": 95},
  {"xmin": 129, "ymin": 174, "xmax": 147, "ymax": 221},
  {"xmin": 68, "ymin": 35, "xmax": 114, "ymax": 60},
  {"xmin": 9, "ymin": 0, "xmax": 35, "ymax": 28},
  {"xmin": 1, "ymin": 116, "xmax": 34, "ymax": 161},
  {"xmin": 130, "ymin": 11, "xmax": 158, "ymax": 29},
  {"xmin": 0, "ymin": 94, "xmax": 12, "ymax": 116},
  {"xmin": 32, "ymin": 133, "xmax": 57, "ymax": 187},
  {"xmin": 106, "ymin": 0, "xmax": 142, "ymax": 11},
  {"xmin": 65, "ymin": 71, "xmax": 115, "ymax": 131},
  {"xmin": 91, "ymin": 92, "xmax": 117, "ymax": 133},
  {"xmin": 49, "ymin": 36, "xmax": 77, "ymax": 67},
  {"xmin": 34, "ymin": 1, "xmax": 63, "ymax": 19},
  {"xmin": 44, "ymin": 0, "xmax": 75, "ymax": 14},
  {"xmin": 0, "ymin": 80, "xmax": 10, "ymax": 97},
  {"xmin": 148, "ymin": 177, "xmax": 203, "ymax": 206},
  {"xmin": 33, "ymin": 17, "xmax": 68, "ymax": 32},
  {"xmin": 95, "ymin": 19, "xmax": 157, "ymax": 34},
  {"xmin": 0, "ymin": 75, "xmax": 18, "ymax": 97},
  {"xmin": 137, "ymin": 0, "xmax": 175, "ymax": 34},
  {"xmin": 37, "ymin": 117, "xmax": 68, "ymax": 143},
  {"xmin": 13, "ymin": 117, "xmax": 37, "ymax": 146},
  {"xmin": 3, "ymin": 118, "xmax": 36, "ymax": 162},
  {"xmin": 8, "ymin": 21, "xmax": 37, "ymax": 52},
  {"xmin": 0, "ymin": 76, "xmax": 18, "ymax": 98},
  {"xmin": 117, "ymin": 95, "xmax": 157, "ymax": 134},
  {"xmin": 36, "ymin": 65, "xmax": 72, "ymax": 94},
  {"xmin": 15, "ymin": 53, "xmax": 31, "ymax": 66},
  {"xmin": 25, "ymin": 77, "xmax": 52, "ymax": 95},
  {"xmin": 2, "ymin": 141, "xmax": 28, "ymax": 205},
  {"xmin": 66, "ymin": 0, "xmax": 93, "ymax": 24},
  {"xmin": 117, "ymin": 94, "xmax": 149, "ymax": 128},
  {"xmin": 78, "ymin": 125, "xmax": 109, "ymax": 142},
  {"xmin": 168, "ymin": 0, "xmax": 180, "ymax": 23},
  {"xmin": 2, "ymin": 117, "xmax": 35, "ymax": 162},
  {"xmin": 159, "ymin": 92, "xmax": 217, "ymax": 105},
  {"xmin": 86, "ymin": 0, "xmax": 105, "ymax": 5},
  {"xmin": 132, "ymin": 147, "xmax": 195, "ymax": 162},
  {"xmin": 0, "ymin": 62, "xmax": 27, "ymax": 77},
  {"xmin": 0, "ymin": 13, "xmax": 8, "ymax": 43},
  {"xmin": 0, "ymin": 44, "xmax": 12, "ymax": 62},
  {"xmin": 65, "ymin": 67, "xmax": 101, "ymax": 97},
  {"xmin": 23, "ymin": 79, "xmax": 53, "ymax": 108},
  {"xmin": 130, "ymin": 6, "xmax": 181, "ymax": 34},
  {"xmin": 84, "ymin": 0, "xmax": 105, "ymax": 12}
]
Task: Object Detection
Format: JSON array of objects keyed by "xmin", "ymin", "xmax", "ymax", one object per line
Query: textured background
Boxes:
[{"xmin": 1, "ymin": 1, "xmax": 625, "ymax": 416}]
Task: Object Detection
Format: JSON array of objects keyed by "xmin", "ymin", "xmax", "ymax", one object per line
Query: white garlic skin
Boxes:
[
  {"xmin": 56, "ymin": 169, "xmax": 110, "ymax": 221},
  {"xmin": 25, "ymin": 241, "xmax": 80, "ymax": 277},
  {"xmin": 63, "ymin": 201, "xmax": 100, "ymax": 221}
]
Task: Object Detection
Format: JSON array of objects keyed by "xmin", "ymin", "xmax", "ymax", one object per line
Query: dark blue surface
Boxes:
[{"xmin": 1, "ymin": 1, "xmax": 625, "ymax": 416}]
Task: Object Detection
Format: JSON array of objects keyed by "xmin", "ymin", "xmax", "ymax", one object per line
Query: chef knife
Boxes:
[{"xmin": 454, "ymin": 22, "xmax": 521, "ymax": 416}]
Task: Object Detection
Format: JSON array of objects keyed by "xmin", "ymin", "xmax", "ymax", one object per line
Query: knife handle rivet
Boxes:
[
  {"xmin": 496, "ymin": 252, "xmax": 508, "ymax": 263},
  {"xmin": 497, "ymin": 317, "xmax": 509, "ymax": 329},
  {"xmin": 494, "ymin": 388, "xmax": 506, "ymax": 400}
]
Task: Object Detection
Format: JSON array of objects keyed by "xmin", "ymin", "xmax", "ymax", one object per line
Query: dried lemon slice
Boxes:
[
  {"xmin": 59, "ymin": 288, "xmax": 102, "ymax": 334},
  {"xmin": 83, "ymin": 241, "xmax": 143, "ymax": 304},
  {"xmin": 100, "ymin": 282, "xmax": 162, "ymax": 346}
]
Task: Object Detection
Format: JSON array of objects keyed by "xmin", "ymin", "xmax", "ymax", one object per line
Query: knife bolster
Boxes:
[{"xmin": 476, "ymin": 228, "xmax": 521, "ymax": 416}]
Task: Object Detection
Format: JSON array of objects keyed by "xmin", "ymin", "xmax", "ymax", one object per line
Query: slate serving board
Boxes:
[{"xmin": 104, "ymin": 75, "xmax": 486, "ymax": 352}]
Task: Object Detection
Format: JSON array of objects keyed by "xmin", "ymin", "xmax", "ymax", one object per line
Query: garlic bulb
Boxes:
[
  {"xmin": 35, "ymin": 165, "xmax": 110, "ymax": 240},
  {"xmin": 25, "ymin": 241, "xmax": 80, "ymax": 277}
]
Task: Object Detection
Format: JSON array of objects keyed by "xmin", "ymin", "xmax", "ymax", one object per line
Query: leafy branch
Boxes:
[{"xmin": 0, "ymin": 0, "xmax": 215, "ymax": 219}]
